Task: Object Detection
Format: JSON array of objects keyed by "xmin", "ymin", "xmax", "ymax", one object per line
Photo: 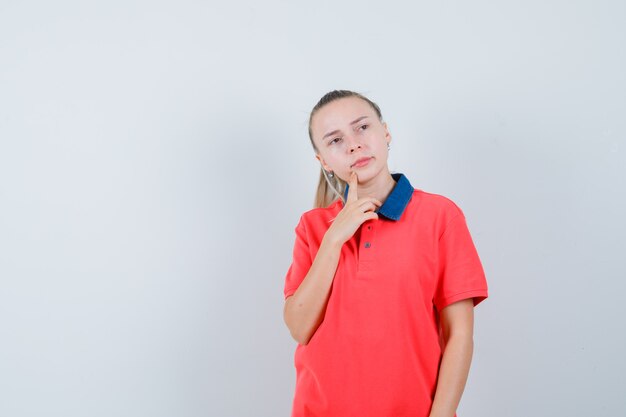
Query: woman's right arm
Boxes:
[
  {"xmin": 283, "ymin": 233, "xmax": 343, "ymax": 345},
  {"xmin": 283, "ymin": 171, "xmax": 382, "ymax": 345}
]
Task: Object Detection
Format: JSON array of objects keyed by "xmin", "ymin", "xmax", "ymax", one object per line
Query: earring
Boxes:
[
  {"xmin": 328, "ymin": 171, "xmax": 334, "ymax": 178},
  {"xmin": 387, "ymin": 143, "xmax": 390, "ymax": 151}
]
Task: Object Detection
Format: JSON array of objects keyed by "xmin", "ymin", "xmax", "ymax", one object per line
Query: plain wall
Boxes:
[{"xmin": 1, "ymin": 1, "xmax": 624, "ymax": 416}]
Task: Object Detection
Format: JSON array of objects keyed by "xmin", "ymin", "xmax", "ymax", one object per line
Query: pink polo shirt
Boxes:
[{"xmin": 284, "ymin": 173, "xmax": 488, "ymax": 417}]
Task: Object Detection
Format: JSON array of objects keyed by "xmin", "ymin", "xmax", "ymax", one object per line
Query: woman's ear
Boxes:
[
  {"xmin": 315, "ymin": 154, "xmax": 331, "ymax": 172},
  {"xmin": 383, "ymin": 122, "xmax": 392, "ymax": 145}
]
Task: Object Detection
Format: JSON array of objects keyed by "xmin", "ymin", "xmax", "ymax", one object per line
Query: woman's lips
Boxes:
[{"xmin": 352, "ymin": 157, "xmax": 372, "ymax": 168}]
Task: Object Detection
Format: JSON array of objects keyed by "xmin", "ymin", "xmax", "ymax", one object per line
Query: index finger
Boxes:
[{"xmin": 346, "ymin": 171, "xmax": 358, "ymax": 203}]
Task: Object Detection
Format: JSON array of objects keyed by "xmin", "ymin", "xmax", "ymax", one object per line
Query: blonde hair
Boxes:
[{"xmin": 308, "ymin": 90, "xmax": 384, "ymax": 208}]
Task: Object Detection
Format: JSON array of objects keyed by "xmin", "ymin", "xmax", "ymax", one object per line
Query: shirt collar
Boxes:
[{"xmin": 342, "ymin": 172, "xmax": 414, "ymax": 221}]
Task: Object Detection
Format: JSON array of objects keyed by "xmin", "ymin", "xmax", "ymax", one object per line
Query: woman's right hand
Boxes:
[{"xmin": 325, "ymin": 171, "xmax": 382, "ymax": 246}]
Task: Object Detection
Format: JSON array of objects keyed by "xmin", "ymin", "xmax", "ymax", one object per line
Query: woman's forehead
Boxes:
[{"xmin": 313, "ymin": 97, "xmax": 375, "ymax": 130}]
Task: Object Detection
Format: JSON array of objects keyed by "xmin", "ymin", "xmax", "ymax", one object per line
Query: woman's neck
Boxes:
[{"xmin": 355, "ymin": 171, "xmax": 396, "ymax": 205}]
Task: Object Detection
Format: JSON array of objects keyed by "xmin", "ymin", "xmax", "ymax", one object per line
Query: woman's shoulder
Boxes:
[
  {"xmin": 295, "ymin": 198, "xmax": 343, "ymax": 228},
  {"xmin": 412, "ymin": 188, "xmax": 465, "ymax": 218}
]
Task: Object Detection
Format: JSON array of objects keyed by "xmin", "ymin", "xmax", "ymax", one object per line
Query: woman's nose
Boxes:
[{"xmin": 345, "ymin": 135, "xmax": 362, "ymax": 152}]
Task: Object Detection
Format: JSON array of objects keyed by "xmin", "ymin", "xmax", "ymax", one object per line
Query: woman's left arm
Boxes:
[{"xmin": 429, "ymin": 298, "xmax": 475, "ymax": 417}]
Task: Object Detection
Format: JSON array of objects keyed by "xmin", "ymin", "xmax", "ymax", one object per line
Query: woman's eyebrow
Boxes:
[{"xmin": 322, "ymin": 116, "xmax": 369, "ymax": 141}]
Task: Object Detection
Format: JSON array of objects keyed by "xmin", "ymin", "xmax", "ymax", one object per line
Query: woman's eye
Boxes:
[
  {"xmin": 360, "ymin": 124, "xmax": 368, "ymax": 130},
  {"xmin": 330, "ymin": 137, "xmax": 342, "ymax": 145}
]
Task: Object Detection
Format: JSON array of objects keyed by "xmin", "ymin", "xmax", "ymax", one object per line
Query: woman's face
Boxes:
[{"xmin": 311, "ymin": 96, "xmax": 392, "ymax": 183}]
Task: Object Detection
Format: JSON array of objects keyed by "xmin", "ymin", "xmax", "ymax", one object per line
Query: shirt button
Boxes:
[{"xmin": 364, "ymin": 242, "xmax": 371, "ymax": 248}]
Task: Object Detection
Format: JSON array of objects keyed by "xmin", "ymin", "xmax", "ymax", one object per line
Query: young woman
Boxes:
[{"xmin": 283, "ymin": 90, "xmax": 489, "ymax": 417}]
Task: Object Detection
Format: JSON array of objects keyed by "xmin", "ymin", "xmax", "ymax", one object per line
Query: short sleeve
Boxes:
[
  {"xmin": 434, "ymin": 212, "xmax": 489, "ymax": 312},
  {"xmin": 283, "ymin": 216, "xmax": 312, "ymax": 300}
]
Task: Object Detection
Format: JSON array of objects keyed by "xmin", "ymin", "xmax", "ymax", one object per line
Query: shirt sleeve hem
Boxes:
[{"xmin": 435, "ymin": 289, "xmax": 489, "ymax": 311}]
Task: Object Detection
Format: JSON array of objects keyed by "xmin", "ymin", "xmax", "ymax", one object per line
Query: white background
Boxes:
[{"xmin": 1, "ymin": 1, "xmax": 624, "ymax": 416}]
